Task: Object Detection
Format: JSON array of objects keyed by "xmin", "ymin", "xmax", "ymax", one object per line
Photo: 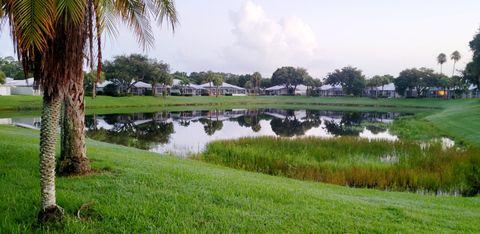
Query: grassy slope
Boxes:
[
  {"xmin": 426, "ymin": 99, "xmax": 480, "ymax": 145},
  {"xmin": 0, "ymin": 125, "xmax": 479, "ymax": 233}
]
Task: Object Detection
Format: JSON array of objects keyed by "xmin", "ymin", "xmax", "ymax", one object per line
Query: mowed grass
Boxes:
[
  {"xmin": 0, "ymin": 95, "xmax": 454, "ymax": 111},
  {"xmin": 201, "ymin": 137, "xmax": 480, "ymax": 196},
  {"xmin": 426, "ymin": 99, "xmax": 480, "ymax": 146},
  {"xmin": 1, "ymin": 125, "xmax": 480, "ymax": 233}
]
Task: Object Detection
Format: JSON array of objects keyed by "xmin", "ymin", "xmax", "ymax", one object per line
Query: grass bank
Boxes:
[
  {"xmin": 1, "ymin": 125, "xmax": 480, "ymax": 232},
  {"xmin": 200, "ymin": 137, "xmax": 480, "ymax": 196},
  {"xmin": 0, "ymin": 95, "xmax": 453, "ymax": 111}
]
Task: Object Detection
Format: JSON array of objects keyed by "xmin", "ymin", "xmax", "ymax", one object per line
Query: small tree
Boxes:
[
  {"xmin": 212, "ymin": 74, "xmax": 224, "ymax": 97},
  {"xmin": 251, "ymin": 72, "xmax": 262, "ymax": 95}
]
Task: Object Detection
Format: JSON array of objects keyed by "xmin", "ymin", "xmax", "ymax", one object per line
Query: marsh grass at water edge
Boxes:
[{"xmin": 199, "ymin": 136, "xmax": 480, "ymax": 196}]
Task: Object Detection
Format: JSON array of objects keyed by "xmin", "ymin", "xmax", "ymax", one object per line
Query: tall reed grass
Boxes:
[{"xmin": 200, "ymin": 136, "xmax": 480, "ymax": 196}]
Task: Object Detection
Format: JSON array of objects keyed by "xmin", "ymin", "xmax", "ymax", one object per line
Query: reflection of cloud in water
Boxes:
[
  {"xmin": 359, "ymin": 128, "xmax": 398, "ymax": 141},
  {"xmin": 151, "ymin": 120, "xmax": 276, "ymax": 155}
]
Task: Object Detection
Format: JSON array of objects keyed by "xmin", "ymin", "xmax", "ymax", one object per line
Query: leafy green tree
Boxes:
[
  {"xmin": 0, "ymin": 56, "xmax": 28, "ymax": 79},
  {"xmin": 271, "ymin": 66, "xmax": 310, "ymax": 95},
  {"xmin": 450, "ymin": 51, "xmax": 461, "ymax": 77},
  {"xmin": 325, "ymin": 66, "xmax": 366, "ymax": 96},
  {"xmin": 464, "ymin": 29, "xmax": 480, "ymax": 88},
  {"xmin": 394, "ymin": 68, "xmax": 439, "ymax": 97},
  {"xmin": 437, "ymin": 53, "xmax": 447, "ymax": 74},
  {"xmin": 369, "ymin": 75, "xmax": 394, "ymax": 97},
  {"xmin": 304, "ymin": 76, "xmax": 322, "ymax": 96}
]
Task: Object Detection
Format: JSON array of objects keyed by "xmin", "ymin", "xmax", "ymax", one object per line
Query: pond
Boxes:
[
  {"xmin": 0, "ymin": 109, "xmax": 409, "ymax": 156},
  {"xmin": 86, "ymin": 109, "xmax": 408, "ymax": 156}
]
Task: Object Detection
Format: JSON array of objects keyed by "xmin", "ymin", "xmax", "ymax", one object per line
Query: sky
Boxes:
[{"xmin": 1, "ymin": 0, "xmax": 480, "ymax": 78}]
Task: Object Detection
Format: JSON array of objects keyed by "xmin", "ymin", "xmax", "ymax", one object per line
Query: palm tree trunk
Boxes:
[
  {"xmin": 59, "ymin": 75, "xmax": 91, "ymax": 175},
  {"xmin": 92, "ymin": 81, "xmax": 96, "ymax": 99},
  {"xmin": 452, "ymin": 61, "xmax": 456, "ymax": 77},
  {"xmin": 38, "ymin": 93, "xmax": 64, "ymax": 220}
]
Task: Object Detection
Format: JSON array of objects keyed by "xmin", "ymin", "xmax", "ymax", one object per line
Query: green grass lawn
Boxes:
[
  {"xmin": 1, "ymin": 125, "xmax": 479, "ymax": 233},
  {"xmin": 0, "ymin": 95, "xmax": 455, "ymax": 111}
]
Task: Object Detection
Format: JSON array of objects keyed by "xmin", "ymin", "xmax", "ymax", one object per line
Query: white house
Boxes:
[
  {"xmin": 131, "ymin": 81, "xmax": 152, "ymax": 95},
  {"xmin": 200, "ymin": 82, "xmax": 246, "ymax": 96},
  {"xmin": 265, "ymin": 84, "xmax": 308, "ymax": 96},
  {"xmin": 368, "ymin": 83, "xmax": 399, "ymax": 98},
  {"xmin": 469, "ymin": 85, "xmax": 479, "ymax": 98},
  {"xmin": 318, "ymin": 84, "xmax": 344, "ymax": 97},
  {"xmin": 170, "ymin": 79, "xmax": 205, "ymax": 96},
  {"xmin": 0, "ymin": 85, "xmax": 11, "ymax": 96},
  {"xmin": 5, "ymin": 77, "xmax": 42, "ymax": 96}
]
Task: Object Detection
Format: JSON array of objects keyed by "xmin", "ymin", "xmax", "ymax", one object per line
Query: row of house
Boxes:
[
  {"xmin": 96, "ymin": 79, "xmax": 248, "ymax": 96},
  {"xmin": 1, "ymin": 77, "xmax": 478, "ymax": 98}
]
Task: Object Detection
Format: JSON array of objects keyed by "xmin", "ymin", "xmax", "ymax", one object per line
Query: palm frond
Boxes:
[
  {"xmin": 149, "ymin": 0, "xmax": 178, "ymax": 31},
  {"xmin": 8, "ymin": 0, "xmax": 55, "ymax": 52},
  {"xmin": 56, "ymin": 0, "xmax": 87, "ymax": 26},
  {"xmin": 114, "ymin": 0, "xmax": 154, "ymax": 50}
]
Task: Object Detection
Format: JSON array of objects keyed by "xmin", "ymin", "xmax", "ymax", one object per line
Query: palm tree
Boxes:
[
  {"xmin": 252, "ymin": 72, "xmax": 262, "ymax": 95},
  {"xmin": 1, "ymin": 0, "xmax": 177, "ymax": 221},
  {"xmin": 59, "ymin": 0, "xmax": 178, "ymax": 176},
  {"xmin": 450, "ymin": 51, "xmax": 461, "ymax": 77},
  {"xmin": 437, "ymin": 53, "xmax": 447, "ymax": 74}
]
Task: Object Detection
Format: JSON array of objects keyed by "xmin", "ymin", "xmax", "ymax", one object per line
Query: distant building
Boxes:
[
  {"xmin": 4, "ymin": 77, "xmax": 42, "ymax": 96},
  {"xmin": 367, "ymin": 83, "xmax": 399, "ymax": 98},
  {"xmin": 200, "ymin": 82, "xmax": 247, "ymax": 96},
  {"xmin": 131, "ymin": 81, "xmax": 152, "ymax": 95},
  {"xmin": 265, "ymin": 84, "xmax": 308, "ymax": 96},
  {"xmin": 0, "ymin": 85, "xmax": 11, "ymax": 96},
  {"xmin": 469, "ymin": 85, "xmax": 479, "ymax": 98},
  {"xmin": 170, "ymin": 79, "xmax": 205, "ymax": 96},
  {"xmin": 318, "ymin": 84, "xmax": 344, "ymax": 97}
]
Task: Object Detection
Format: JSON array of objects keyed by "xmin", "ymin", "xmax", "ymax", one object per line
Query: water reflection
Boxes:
[{"xmin": 83, "ymin": 109, "xmax": 404, "ymax": 155}]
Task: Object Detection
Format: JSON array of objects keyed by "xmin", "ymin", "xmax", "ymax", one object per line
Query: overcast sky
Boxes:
[{"xmin": 1, "ymin": 0, "xmax": 480, "ymax": 78}]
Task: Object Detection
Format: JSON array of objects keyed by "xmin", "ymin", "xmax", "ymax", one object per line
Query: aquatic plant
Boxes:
[{"xmin": 200, "ymin": 136, "xmax": 480, "ymax": 196}]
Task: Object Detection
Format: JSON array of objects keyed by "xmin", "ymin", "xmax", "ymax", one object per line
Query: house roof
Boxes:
[
  {"xmin": 266, "ymin": 84, "xmax": 308, "ymax": 91},
  {"xmin": 5, "ymin": 77, "xmax": 34, "ymax": 87},
  {"xmin": 265, "ymin": 85, "xmax": 285, "ymax": 91},
  {"xmin": 96, "ymin": 80, "xmax": 113, "ymax": 88},
  {"xmin": 200, "ymin": 82, "xmax": 245, "ymax": 90},
  {"xmin": 132, "ymin": 81, "xmax": 151, "ymax": 89},
  {"xmin": 172, "ymin": 79, "xmax": 204, "ymax": 89},
  {"xmin": 469, "ymin": 84, "xmax": 478, "ymax": 91},
  {"xmin": 319, "ymin": 84, "xmax": 342, "ymax": 90},
  {"xmin": 375, "ymin": 83, "xmax": 395, "ymax": 91}
]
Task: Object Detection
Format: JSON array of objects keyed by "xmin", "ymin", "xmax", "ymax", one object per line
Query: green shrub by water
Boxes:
[{"xmin": 200, "ymin": 137, "xmax": 480, "ymax": 196}]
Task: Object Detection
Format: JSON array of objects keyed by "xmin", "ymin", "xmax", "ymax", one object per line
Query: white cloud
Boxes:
[{"xmin": 223, "ymin": 1, "xmax": 321, "ymax": 76}]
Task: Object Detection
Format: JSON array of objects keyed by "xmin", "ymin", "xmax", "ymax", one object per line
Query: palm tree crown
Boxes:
[{"xmin": 437, "ymin": 53, "xmax": 447, "ymax": 74}]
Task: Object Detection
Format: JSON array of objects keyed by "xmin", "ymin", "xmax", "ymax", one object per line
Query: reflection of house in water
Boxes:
[{"xmin": 0, "ymin": 117, "xmax": 42, "ymax": 129}]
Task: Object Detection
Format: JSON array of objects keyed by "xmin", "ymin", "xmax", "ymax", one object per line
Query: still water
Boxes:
[
  {"xmin": 0, "ymin": 109, "xmax": 408, "ymax": 156},
  {"xmin": 84, "ymin": 109, "xmax": 405, "ymax": 156}
]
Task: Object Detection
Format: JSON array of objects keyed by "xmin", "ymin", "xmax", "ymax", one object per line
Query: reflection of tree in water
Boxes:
[
  {"xmin": 199, "ymin": 110, "xmax": 223, "ymax": 136},
  {"xmin": 323, "ymin": 112, "xmax": 363, "ymax": 136},
  {"xmin": 233, "ymin": 109, "xmax": 267, "ymax": 132},
  {"xmin": 87, "ymin": 113, "xmax": 174, "ymax": 150},
  {"xmin": 270, "ymin": 110, "xmax": 322, "ymax": 137}
]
